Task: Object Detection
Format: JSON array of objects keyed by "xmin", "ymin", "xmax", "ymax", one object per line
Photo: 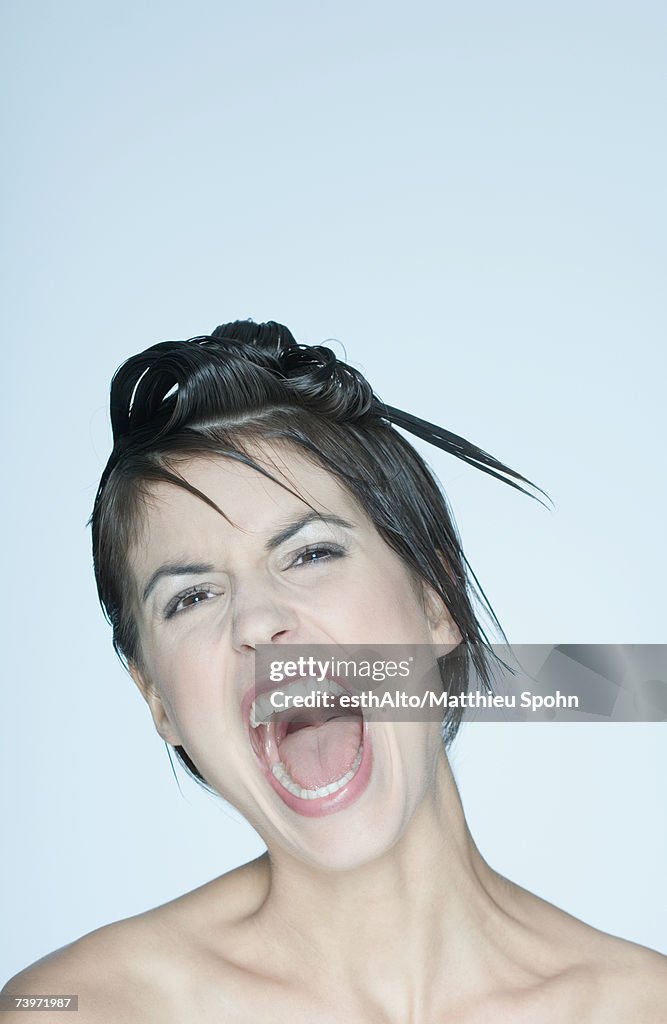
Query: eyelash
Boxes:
[
  {"xmin": 288, "ymin": 543, "xmax": 345, "ymax": 569},
  {"xmin": 164, "ymin": 544, "xmax": 346, "ymax": 618},
  {"xmin": 165, "ymin": 585, "xmax": 221, "ymax": 619}
]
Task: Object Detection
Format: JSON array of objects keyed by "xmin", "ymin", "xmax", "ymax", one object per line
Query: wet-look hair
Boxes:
[{"xmin": 91, "ymin": 320, "xmax": 542, "ymax": 784}]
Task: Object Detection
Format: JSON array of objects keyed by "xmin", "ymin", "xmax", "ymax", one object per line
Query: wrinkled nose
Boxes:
[{"xmin": 231, "ymin": 580, "xmax": 298, "ymax": 652}]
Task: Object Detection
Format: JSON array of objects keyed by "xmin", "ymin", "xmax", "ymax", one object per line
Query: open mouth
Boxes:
[{"xmin": 245, "ymin": 678, "xmax": 372, "ymax": 817}]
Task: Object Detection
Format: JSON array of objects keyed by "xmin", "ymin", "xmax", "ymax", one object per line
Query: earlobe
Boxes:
[{"xmin": 128, "ymin": 661, "xmax": 183, "ymax": 746}]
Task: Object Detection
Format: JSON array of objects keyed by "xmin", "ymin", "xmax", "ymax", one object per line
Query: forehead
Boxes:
[{"xmin": 136, "ymin": 443, "xmax": 363, "ymax": 551}]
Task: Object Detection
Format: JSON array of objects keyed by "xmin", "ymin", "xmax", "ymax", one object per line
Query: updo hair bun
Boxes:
[
  {"xmin": 109, "ymin": 319, "xmax": 376, "ymax": 445},
  {"xmin": 210, "ymin": 318, "xmax": 297, "ymax": 354},
  {"xmin": 215, "ymin": 319, "xmax": 375, "ymax": 420}
]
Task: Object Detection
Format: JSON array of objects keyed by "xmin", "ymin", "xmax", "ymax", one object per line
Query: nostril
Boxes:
[{"xmin": 239, "ymin": 629, "xmax": 290, "ymax": 653}]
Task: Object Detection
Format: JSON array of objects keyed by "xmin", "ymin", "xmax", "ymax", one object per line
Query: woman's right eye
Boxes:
[{"xmin": 165, "ymin": 585, "xmax": 222, "ymax": 619}]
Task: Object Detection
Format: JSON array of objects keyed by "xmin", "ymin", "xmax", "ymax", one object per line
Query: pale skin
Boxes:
[{"xmin": 3, "ymin": 445, "xmax": 666, "ymax": 1022}]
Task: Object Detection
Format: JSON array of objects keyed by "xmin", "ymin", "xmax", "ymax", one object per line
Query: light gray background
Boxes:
[{"xmin": 1, "ymin": 0, "xmax": 665, "ymax": 979}]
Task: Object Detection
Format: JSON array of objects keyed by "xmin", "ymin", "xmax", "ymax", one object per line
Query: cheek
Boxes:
[
  {"xmin": 342, "ymin": 561, "xmax": 428, "ymax": 639},
  {"xmin": 141, "ymin": 629, "xmax": 226, "ymax": 728},
  {"xmin": 147, "ymin": 646, "xmax": 250, "ymax": 794}
]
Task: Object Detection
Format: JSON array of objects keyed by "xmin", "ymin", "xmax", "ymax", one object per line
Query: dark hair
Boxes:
[{"xmin": 91, "ymin": 320, "xmax": 537, "ymax": 785}]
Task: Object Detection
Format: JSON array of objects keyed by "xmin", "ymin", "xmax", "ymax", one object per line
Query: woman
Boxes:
[{"xmin": 3, "ymin": 320, "xmax": 666, "ymax": 1022}]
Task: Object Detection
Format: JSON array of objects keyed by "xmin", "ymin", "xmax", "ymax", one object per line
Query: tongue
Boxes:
[{"xmin": 278, "ymin": 717, "xmax": 362, "ymax": 789}]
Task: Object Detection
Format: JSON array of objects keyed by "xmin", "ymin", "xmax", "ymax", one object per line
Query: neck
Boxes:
[{"xmin": 249, "ymin": 750, "xmax": 540, "ymax": 1018}]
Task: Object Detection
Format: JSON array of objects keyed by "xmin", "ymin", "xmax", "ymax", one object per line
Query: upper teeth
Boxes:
[{"xmin": 249, "ymin": 677, "xmax": 347, "ymax": 728}]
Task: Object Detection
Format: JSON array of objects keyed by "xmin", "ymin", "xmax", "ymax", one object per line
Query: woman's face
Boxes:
[{"xmin": 128, "ymin": 444, "xmax": 459, "ymax": 870}]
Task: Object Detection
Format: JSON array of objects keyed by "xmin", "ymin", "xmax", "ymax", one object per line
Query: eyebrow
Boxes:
[
  {"xmin": 265, "ymin": 511, "xmax": 354, "ymax": 551},
  {"xmin": 141, "ymin": 512, "xmax": 355, "ymax": 603},
  {"xmin": 142, "ymin": 562, "xmax": 216, "ymax": 603}
]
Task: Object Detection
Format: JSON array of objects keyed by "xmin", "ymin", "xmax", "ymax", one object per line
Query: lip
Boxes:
[{"xmin": 242, "ymin": 677, "xmax": 373, "ymax": 818}]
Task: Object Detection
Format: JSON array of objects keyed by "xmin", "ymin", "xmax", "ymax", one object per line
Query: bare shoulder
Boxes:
[
  {"xmin": 586, "ymin": 931, "xmax": 667, "ymax": 1023},
  {"xmin": 1, "ymin": 913, "xmax": 174, "ymax": 1024},
  {"xmin": 1, "ymin": 856, "xmax": 270, "ymax": 1024},
  {"xmin": 539, "ymin": 905, "xmax": 667, "ymax": 1023},
  {"xmin": 506, "ymin": 879, "xmax": 667, "ymax": 1022}
]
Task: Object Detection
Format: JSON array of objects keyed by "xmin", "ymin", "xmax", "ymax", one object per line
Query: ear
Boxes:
[
  {"xmin": 422, "ymin": 581, "xmax": 462, "ymax": 650},
  {"xmin": 128, "ymin": 661, "xmax": 184, "ymax": 746}
]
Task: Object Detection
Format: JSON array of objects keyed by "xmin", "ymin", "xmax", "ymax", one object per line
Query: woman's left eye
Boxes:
[{"xmin": 290, "ymin": 544, "xmax": 344, "ymax": 569}]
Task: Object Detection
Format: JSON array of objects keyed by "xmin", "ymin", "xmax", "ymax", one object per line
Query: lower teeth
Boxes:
[{"xmin": 271, "ymin": 744, "xmax": 363, "ymax": 800}]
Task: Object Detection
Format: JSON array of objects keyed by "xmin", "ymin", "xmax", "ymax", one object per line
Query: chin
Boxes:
[{"xmin": 269, "ymin": 802, "xmax": 415, "ymax": 874}]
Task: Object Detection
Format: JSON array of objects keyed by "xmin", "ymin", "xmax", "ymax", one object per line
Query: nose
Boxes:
[{"xmin": 231, "ymin": 578, "xmax": 298, "ymax": 652}]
